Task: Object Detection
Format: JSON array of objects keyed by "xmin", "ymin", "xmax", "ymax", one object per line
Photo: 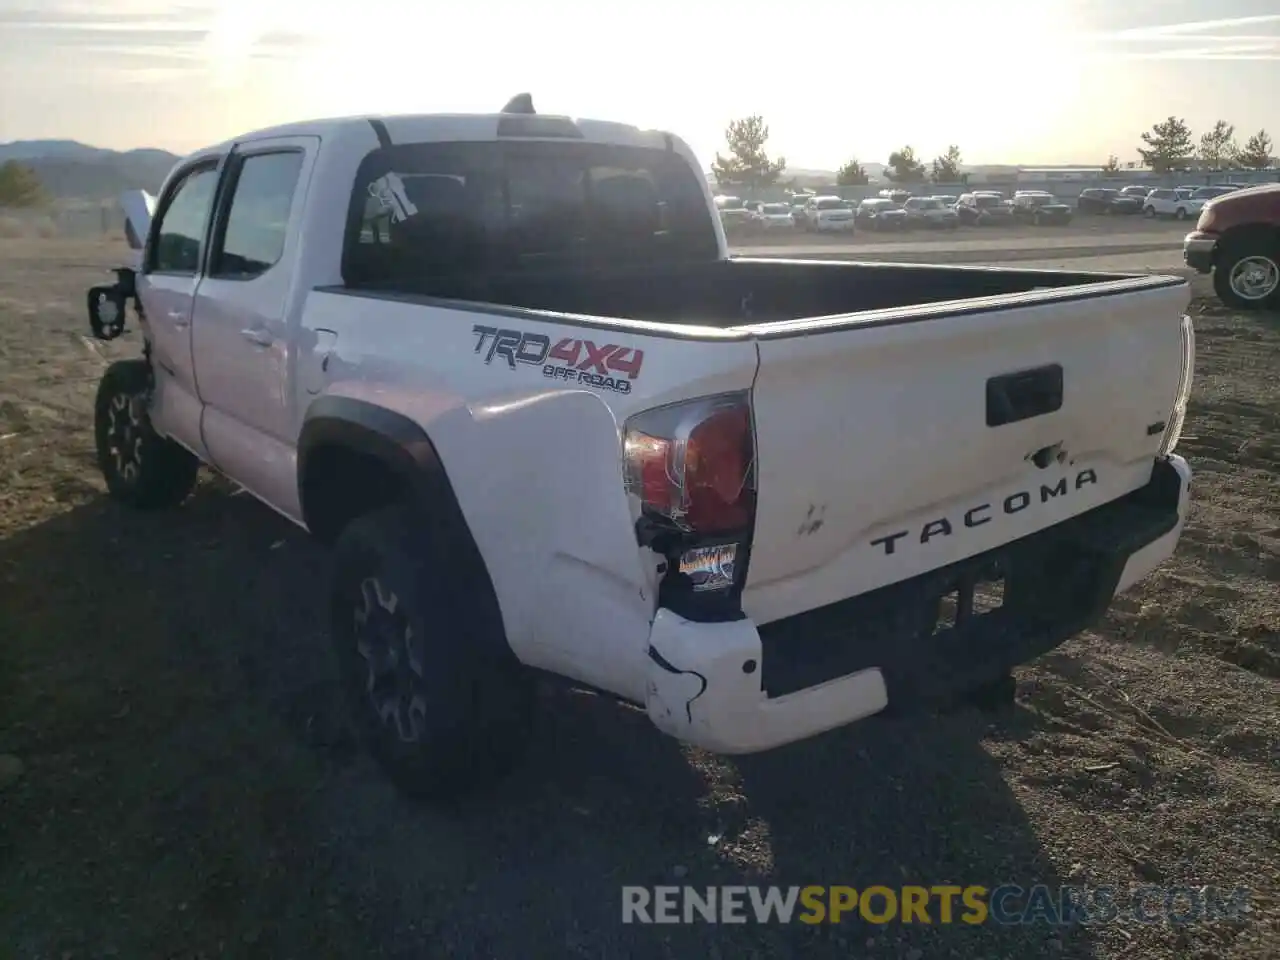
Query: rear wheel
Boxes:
[
  {"xmin": 1214, "ymin": 243, "xmax": 1280, "ymax": 310},
  {"xmin": 330, "ymin": 503, "xmax": 534, "ymax": 803},
  {"xmin": 1175, "ymin": 207, "xmax": 1190, "ymax": 221},
  {"xmin": 1143, "ymin": 205, "xmax": 1155, "ymax": 218},
  {"xmin": 94, "ymin": 360, "xmax": 199, "ymax": 509}
]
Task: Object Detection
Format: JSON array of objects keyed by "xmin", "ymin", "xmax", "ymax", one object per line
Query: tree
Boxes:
[
  {"xmin": 930, "ymin": 145, "xmax": 965, "ymax": 184},
  {"xmin": 0, "ymin": 161, "xmax": 45, "ymax": 208},
  {"xmin": 1236, "ymin": 129, "xmax": 1274, "ymax": 170},
  {"xmin": 885, "ymin": 146, "xmax": 927, "ymax": 183},
  {"xmin": 1137, "ymin": 117, "xmax": 1194, "ymax": 173},
  {"xmin": 835, "ymin": 158, "xmax": 870, "ymax": 186},
  {"xmin": 1101, "ymin": 154, "xmax": 1121, "ymax": 175},
  {"xmin": 710, "ymin": 115, "xmax": 786, "ymax": 192},
  {"xmin": 1197, "ymin": 120, "xmax": 1237, "ymax": 170}
]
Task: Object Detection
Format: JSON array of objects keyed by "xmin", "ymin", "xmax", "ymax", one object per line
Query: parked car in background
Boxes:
[
  {"xmin": 803, "ymin": 195, "xmax": 857, "ymax": 232},
  {"xmin": 714, "ymin": 195, "xmax": 752, "ymax": 233},
  {"xmin": 1191, "ymin": 185, "xmax": 1239, "ymax": 202},
  {"xmin": 933, "ymin": 195, "xmax": 959, "ymax": 208},
  {"xmin": 902, "ymin": 195, "xmax": 959, "ymax": 229},
  {"xmin": 788, "ymin": 191, "xmax": 815, "ymax": 226},
  {"xmin": 1011, "ymin": 193, "xmax": 1073, "ymax": 225},
  {"xmin": 1144, "ymin": 188, "xmax": 1203, "ymax": 221},
  {"xmin": 1119, "ymin": 185, "xmax": 1151, "ymax": 199},
  {"xmin": 1184, "ymin": 182, "xmax": 1280, "ymax": 309},
  {"xmin": 856, "ymin": 197, "xmax": 909, "ymax": 231},
  {"xmin": 956, "ymin": 192, "xmax": 1014, "ymax": 226},
  {"xmin": 878, "ymin": 188, "xmax": 912, "ymax": 205},
  {"xmin": 752, "ymin": 201, "xmax": 800, "ymax": 231},
  {"xmin": 1077, "ymin": 188, "xmax": 1143, "ymax": 215}
]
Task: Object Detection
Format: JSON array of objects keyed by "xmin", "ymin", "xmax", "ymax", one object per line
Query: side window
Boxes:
[
  {"xmin": 150, "ymin": 166, "xmax": 218, "ymax": 274},
  {"xmin": 210, "ymin": 151, "xmax": 304, "ymax": 279}
]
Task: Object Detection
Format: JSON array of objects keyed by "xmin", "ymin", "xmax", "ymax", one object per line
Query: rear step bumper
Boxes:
[{"xmin": 645, "ymin": 455, "xmax": 1191, "ymax": 755}]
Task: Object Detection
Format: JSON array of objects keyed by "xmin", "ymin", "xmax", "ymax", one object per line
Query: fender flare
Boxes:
[{"xmin": 297, "ymin": 395, "xmax": 517, "ymax": 666}]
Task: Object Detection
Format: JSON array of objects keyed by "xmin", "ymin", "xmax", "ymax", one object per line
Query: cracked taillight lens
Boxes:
[{"xmin": 623, "ymin": 392, "xmax": 756, "ymax": 536}]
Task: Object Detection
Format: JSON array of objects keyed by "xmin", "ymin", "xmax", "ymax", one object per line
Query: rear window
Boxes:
[{"xmin": 342, "ymin": 141, "xmax": 718, "ymax": 288}]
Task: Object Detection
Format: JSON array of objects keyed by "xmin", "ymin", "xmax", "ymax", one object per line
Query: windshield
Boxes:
[
  {"xmin": 342, "ymin": 140, "xmax": 718, "ymax": 288},
  {"xmin": 1192, "ymin": 186, "xmax": 1232, "ymax": 198},
  {"xmin": 861, "ymin": 200, "xmax": 890, "ymax": 210},
  {"xmin": 974, "ymin": 196, "xmax": 1001, "ymax": 208},
  {"xmin": 816, "ymin": 198, "xmax": 845, "ymax": 210},
  {"xmin": 761, "ymin": 203, "xmax": 790, "ymax": 214},
  {"xmin": 914, "ymin": 199, "xmax": 941, "ymax": 209}
]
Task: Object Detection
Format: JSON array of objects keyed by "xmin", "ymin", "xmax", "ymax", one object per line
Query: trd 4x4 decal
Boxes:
[{"xmin": 471, "ymin": 325, "xmax": 645, "ymax": 395}]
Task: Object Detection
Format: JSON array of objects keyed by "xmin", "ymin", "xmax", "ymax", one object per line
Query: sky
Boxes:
[{"xmin": 0, "ymin": 0, "xmax": 1278, "ymax": 169}]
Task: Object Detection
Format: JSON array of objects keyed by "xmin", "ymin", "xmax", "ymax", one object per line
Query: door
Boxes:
[
  {"xmin": 136, "ymin": 158, "xmax": 222, "ymax": 458},
  {"xmin": 190, "ymin": 137, "xmax": 316, "ymax": 519}
]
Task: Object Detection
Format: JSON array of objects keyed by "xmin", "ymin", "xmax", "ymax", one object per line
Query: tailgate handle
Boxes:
[{"xmin": 986, "ymin": 364, "xmax": 1063, "ymax": 427}]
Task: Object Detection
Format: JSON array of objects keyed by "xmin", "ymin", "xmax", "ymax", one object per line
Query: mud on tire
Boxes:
[
  {"xmin": 94, "ymin": 359, "xmax": 199, "ymax": 509},
  {"xmin": 330, "ymin": 503, "xmax": 534, "ymax": 803}
]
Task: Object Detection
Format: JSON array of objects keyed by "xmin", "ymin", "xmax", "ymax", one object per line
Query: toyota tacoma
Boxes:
[{"xmin": 85, "ymin": 95, "xmax": 1196, "ymax": 802}]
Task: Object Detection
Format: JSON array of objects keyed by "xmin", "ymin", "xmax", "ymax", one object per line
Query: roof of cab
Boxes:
[{"xmin": 192, "ymin": 111, "xmax": 680, "ymax": 159}]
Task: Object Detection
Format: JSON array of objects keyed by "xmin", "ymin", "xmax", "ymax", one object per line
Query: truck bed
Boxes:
[{"xmin": 338, "ymin": 258, "xmax": 1157, "ymax": 329}]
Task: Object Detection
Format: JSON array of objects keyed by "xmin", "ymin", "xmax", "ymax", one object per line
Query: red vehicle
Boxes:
[{"xmin": 1183, "ymin": 183, "xmax": 1280, "ymax": 309}]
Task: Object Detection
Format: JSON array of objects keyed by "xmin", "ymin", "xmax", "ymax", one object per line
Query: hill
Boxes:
[{"xmin": 0, "ymin": 140, "xmax": 180, "ymax": 203}]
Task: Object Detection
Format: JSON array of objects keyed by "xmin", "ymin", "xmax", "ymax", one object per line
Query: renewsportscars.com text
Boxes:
[{"xmin": 622, "ymin": 884, "xmax": 1254, "ymax": 926}]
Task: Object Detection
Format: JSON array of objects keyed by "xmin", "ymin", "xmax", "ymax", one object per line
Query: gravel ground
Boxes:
[{"xmin": 0, "ymin": 238, "xmax": 1276, "ymax": 960}]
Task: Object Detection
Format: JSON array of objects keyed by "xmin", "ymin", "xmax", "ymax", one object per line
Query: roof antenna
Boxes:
[{"xmin": 501, "ymin": 93, "xmax": 535, "ymax": 114}]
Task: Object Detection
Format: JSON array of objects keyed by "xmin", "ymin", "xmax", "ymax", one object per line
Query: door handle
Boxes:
[{"xmin": 241, "ymin": 328, "xmax": 274, "ymax": 347}]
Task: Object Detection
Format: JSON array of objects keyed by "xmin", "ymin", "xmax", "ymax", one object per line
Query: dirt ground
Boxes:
[{"xmin": 0, "ymin": 238, "xmax": 1276, "ymax": 960}]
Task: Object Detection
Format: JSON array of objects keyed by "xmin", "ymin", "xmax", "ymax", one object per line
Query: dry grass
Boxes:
[{"xmin": 0, "ymin": 236, "xmax": 1276, "ymax": 960}]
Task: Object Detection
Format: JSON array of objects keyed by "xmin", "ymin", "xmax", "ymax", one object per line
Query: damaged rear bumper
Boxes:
[{"xmin": 645, "ymin": 455, "xmax": 1191, "ymax": 755}]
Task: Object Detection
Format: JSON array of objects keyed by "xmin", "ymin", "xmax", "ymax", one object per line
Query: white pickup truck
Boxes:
[{"xmin": 87, "ymin": 96, "xmax": 1196, "ymax": 802}]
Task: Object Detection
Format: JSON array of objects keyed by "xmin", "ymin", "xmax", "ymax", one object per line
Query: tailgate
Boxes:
[{"xmin": 741, "ymin": 278, "xmax": 1191, "ymax": 625}]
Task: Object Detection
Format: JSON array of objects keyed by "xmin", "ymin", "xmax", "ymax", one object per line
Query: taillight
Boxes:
[
  {"xmin": 624, "ymin": 392, "xmax": 754, "ymax": 535},
  {"xmin": 1159, "ymin": 313, "xmax": 1196, "ymax": 456},
  {"xmin": 623, "ymin": 392, "xmax": 756, "ymax": 599}
]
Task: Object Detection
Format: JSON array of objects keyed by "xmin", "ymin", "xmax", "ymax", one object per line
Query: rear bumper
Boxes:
[
  {"xmin": 1183, "ymin": 232, "xmax": 1218, "ymax": 273},
  {"xmin": 645, "ymin": 455, "xmax": 1191, "ymax": 755}
]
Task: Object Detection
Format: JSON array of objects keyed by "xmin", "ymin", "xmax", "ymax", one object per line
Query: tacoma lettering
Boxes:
[{"xmin": 870, "ymin": 469, "xmax": 1099, "ymax": 556}]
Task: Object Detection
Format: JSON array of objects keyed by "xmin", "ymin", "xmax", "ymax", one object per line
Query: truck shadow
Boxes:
[{"xmin": 0, "ymin": 487, "xmax": 1094, "ymax": 960}]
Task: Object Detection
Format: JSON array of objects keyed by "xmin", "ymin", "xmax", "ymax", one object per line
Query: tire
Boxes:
[
  {"xmin": 94, "ymin": 360, "xmax": 199, "ymax": 509},
  {"xmin": 330, "ymin": 503, "xmax": 534, "ymax": 803},
  {"xmin": 1143, "ymin": 206, "xmax": 1155, "ymax": 218},
  {"xmin": 1213, "ymin": 241, "xmax": 1280, "ymax": 310},
  {"xmin": 1175, "ymin": 207, "xmax": 1189, "ymax": 221}
]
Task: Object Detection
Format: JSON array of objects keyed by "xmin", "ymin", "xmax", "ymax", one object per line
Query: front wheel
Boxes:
[
  {"xmin": 94, "ymin": 360, "xmax": 199, "ymax": 508},
  {"xmin": 331, "ymin": 504, "xmax": 535, "ymax": 803},
  {"xmin": 1175, "ymin": 207, "xmax": 1189, "ymax": 221},
  {"xmin": 1214, "ymin": 244, "xmax": 1280, "ymax": 310}
]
